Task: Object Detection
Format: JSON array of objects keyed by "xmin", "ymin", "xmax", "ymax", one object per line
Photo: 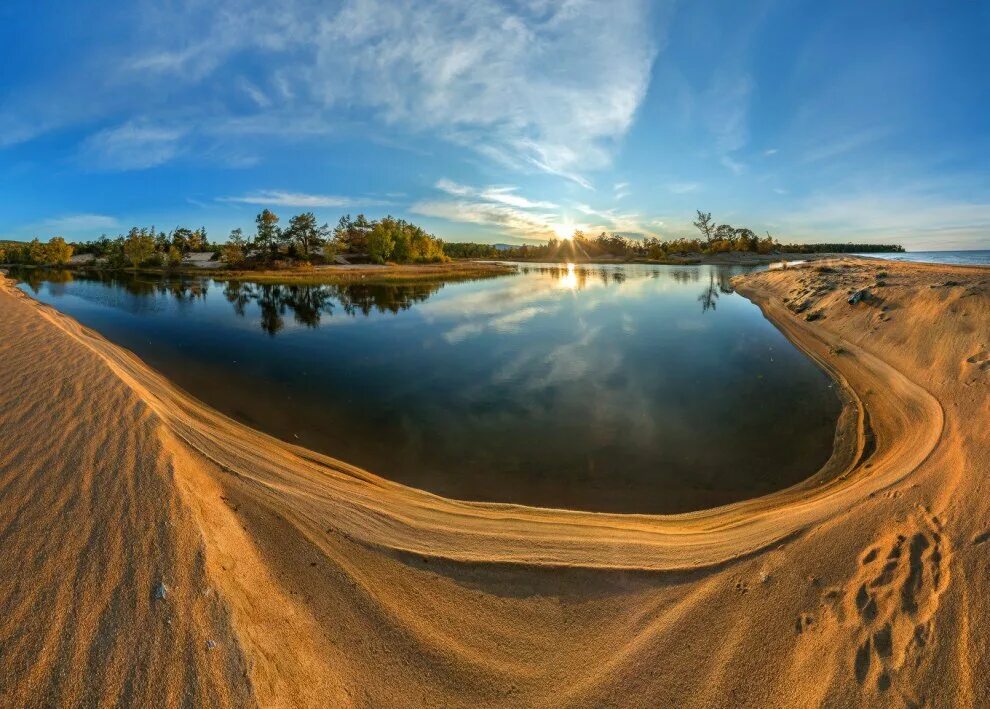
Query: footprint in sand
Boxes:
[
  {"xmin": 844, "ymin": 511, "xmax": 950, "ymax": 699},
  {"xmin": 965, "ymin": 350, "xmax": 990, "ymax": 372}
]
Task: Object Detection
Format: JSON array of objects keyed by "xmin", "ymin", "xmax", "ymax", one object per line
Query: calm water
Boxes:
[
  {"xmin": 14, "ymin": 264, "xmax": 842, "ymax": 514},
  {"xmin": 855, "ymin": 249, "xmax": 990, "ymax": 265}
]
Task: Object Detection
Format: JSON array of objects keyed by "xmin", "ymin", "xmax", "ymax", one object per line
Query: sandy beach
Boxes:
[{"xmin": 0, "ymin": 257, "xmax": 987, "ymax": 707}]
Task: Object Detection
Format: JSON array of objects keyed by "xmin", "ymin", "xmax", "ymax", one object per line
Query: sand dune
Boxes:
[{"xmin": 0, "ymin": 258, "xmax": 987, "ymax": 706}]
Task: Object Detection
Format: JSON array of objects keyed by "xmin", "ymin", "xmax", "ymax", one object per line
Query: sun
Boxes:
[{"xmin": 552, "ymin": 223, "xmax": 575, "ymax": 240}]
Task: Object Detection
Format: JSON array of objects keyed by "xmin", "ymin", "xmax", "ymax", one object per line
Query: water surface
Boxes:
[
  {"xmin": 15, "ymin": 264, "xmax": 842, "ymax": 514},
  {"xmin": 854, "ymin": 249, "xmax": 990, "ymax": 266}
]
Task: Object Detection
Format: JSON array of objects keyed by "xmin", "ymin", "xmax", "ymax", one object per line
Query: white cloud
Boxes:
[
  {"xmin": 80, "ymin": 122, "xmax": 185, "ymax": 170},
  {"xmin": 4, "ymin": 0, "xmax": 662, "ymax": 182},
  {"xmin": 218, "ymin": 190, "xmax": 382, "ymax": 208},
  {"xmin": 720, "ymin": 155, "xmax": 745, "ymax": 175},
  {"xmin": 435, "ymin": 179, "xmax": 558, "ymax": 209},
  {"xmin": 801, "ymin": 127, "xmax": 888, "ymax": 164},
  {"xmin": 308, "ymin": 0, "xmax": 660, "ymax": 184},
  {"xmin": 239, "ymin": 79, "xmax": 272, "ymax": 108},
  {"xmin": 42, "ymin": 214, "xmax": 120, "ymax": 232},
  {"xmin": 412, "ymin": 198, "xmax": 557, "ymax": 238},
  {"xmin": 415, "ymin": 179, "xmax": 658, "ymax": 239}
]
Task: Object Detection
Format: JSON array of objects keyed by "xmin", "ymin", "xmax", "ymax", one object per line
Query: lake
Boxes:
[
  {"xmin": 14, "ymin": 264, "xmax": 842, "ymax": 514},
  {"xmin": 854, "ymin": 249, "xmax": 990, "ymax": 266}
]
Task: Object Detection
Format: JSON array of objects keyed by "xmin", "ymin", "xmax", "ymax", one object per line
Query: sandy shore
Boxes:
[{"xmin": 0, "ymin": 258, "xmax": 987, "ymax": 706}]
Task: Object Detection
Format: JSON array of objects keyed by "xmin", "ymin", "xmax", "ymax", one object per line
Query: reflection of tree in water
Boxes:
[
  {"xmin": 670, "ymin": 268, "xmax": 700, "ymax": 284},
  {"xmin": 20, "ymin": 268, "xmax": 74, "ymax": 293},
  {"xmin": 698, "ymin": 269, "xmax": 736, "ymax": 313},
  {"xmin": 14, "ymin": 269, "xmax": 444, "ymax": 336},
  {"xmin": 533, "ymin": 265, "xmax": 633, "ymax": 290},
  {"xmin": 220, "ymin": 281, "xmax": 443, "ymax": 335},
  {"xmin": 81, "ymin": 271, "xmax": 210, "ymax": 302}
]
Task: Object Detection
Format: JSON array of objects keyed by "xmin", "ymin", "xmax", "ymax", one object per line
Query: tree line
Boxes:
[
  {"xmin": 0, "ymin": 211, "xmax": 448, "ymax": 269},
  {"xmin": 0, "ymin": 237, "xmax": 74, "ymax": 266},
  {"xmin": 463, "ymin": 210, "xmax": 903, "ymax": 261},
  {"xmin": 0, "ymin": 208, "xmax": 904, "ymax": 269}
]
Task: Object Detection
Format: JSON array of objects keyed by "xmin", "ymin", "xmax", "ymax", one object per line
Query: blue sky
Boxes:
[{"xmin": 1, "ymin": 0, "xmax": 988, "ymax": 249}]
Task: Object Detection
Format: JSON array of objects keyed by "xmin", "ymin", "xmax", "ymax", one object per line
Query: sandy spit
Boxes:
[{"xmin": 0, "ymin": 257, "xmax": 987, "ymax": 707}]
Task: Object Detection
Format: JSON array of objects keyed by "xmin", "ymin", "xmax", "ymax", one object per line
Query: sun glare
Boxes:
[
  {"xmin": 552, "ymin": 223, "xmax": 575, "ymax": 240},
  {"xmin": 558, "ymin": 262, "xmax": 578, "ymax": 290}
]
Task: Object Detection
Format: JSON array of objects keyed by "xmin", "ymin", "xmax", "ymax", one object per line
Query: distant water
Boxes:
[
  {"xmin": 12, "ymin": 265, "xmax": 842, "ymax": 514},
  {"xmin": 855, "ymin": 250, "xmax": 990, "ymax": 266}
]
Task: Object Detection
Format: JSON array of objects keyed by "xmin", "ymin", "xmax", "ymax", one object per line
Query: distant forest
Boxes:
[{"xmin": 444, "ymin": 211, "xmax": 904, "ymax": 261}]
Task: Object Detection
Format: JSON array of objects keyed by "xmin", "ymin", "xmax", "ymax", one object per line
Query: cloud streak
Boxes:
[
  {"xmin": 414, "ymin": 179, "xmax": 659, "ymax": 240},
  {"xmin": 80, "ymin": 122, "xmax": 185, "ymax": 171},
  {"xmin": 218, "ymin": 191, "xmax": 385, "ymax": 208},
  {"xmin": 42, "ymin": 214, "xmax": 120, "ymax": 232}
]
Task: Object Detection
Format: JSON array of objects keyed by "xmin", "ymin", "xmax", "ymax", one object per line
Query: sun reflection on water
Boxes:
[{"xmin": 558, "ymin": 263, "xmax": 578, "ymax": 290}]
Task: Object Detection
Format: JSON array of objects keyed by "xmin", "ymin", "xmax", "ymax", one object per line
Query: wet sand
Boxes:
[{"xmin": 0, "ymin": 258, "xmax": 986, "ymax": 706}]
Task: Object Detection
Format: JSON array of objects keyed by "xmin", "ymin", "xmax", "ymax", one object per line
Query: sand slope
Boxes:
[{"xmin": 0, "ymin": 258, "xmax": 987, "ymax": 707}]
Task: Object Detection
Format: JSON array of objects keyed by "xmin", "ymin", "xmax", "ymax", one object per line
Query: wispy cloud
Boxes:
[
  {"xmin": 415, "ymin": 179, "xmax": 658, "ymax": 239},
  {"xmin": 801, "ymin": 127, "xmax": 888, "ymax": 164},
  {"xmin": 667, "ymin": 182, "xmax": 700, "ymax": 194},
  {"xmin": 42, "ymin": 214, "xmax": 120, "ymax": 232},
  {"xmin": 218, "ymin": 190, "xmax": 385, "ymax": 208},
  {"xmin": 1, "ymin": 0, "xmax": 662, "ymax": 185},
  {"xmin": 412, "ymin": 198, "xmax": 557, "ymax": 239},
  {"xmin": 435, "ymin": 179, "xmax": 558, "ymax": 209},
  {"xmin": 80, "ymin": 122, "xmax": 185, "ymax": 171},
  {"xmin": 720, "ymin": 155, "xmax": 745, "ymax": 175}
]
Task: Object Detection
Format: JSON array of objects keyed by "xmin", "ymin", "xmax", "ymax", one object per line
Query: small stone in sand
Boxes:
[
  {"xmin": 154, "ymin": 582, "xmax": 168, "ymax": 600},
  {"xmin": 848, "ymin": 288, "xmax": 870, "ymax": 305}
]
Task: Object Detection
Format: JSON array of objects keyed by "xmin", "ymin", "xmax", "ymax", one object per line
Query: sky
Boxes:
[{"xmin": 1, "ymin": 0, "xmax": 989, "ymax": 250}]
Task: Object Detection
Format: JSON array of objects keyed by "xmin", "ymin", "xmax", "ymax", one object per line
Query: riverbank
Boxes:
[{"xmin": 0, "ymin": 257, "xmax": 986, "ymax": 706}]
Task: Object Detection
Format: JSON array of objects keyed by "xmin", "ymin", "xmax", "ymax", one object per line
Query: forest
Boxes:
[
  {"xmin": 0, "ymin": 212, "xmax": 447, "ymax": 268},
  {"xmin": 479, "ymin": 211, "xmax": 904, "ymax": 262}
]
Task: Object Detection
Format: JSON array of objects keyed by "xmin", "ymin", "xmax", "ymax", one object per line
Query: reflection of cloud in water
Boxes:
[
  {"xmin": 490, "ymin": 305, "xmax": 557, "ymax": 333},
  {"xmin": 442, "ymin": 321, "xmax": 485, "ymax": 344}
]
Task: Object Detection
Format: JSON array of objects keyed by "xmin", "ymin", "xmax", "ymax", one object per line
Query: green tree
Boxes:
[
  {"xmin": 188, "ymin": 228, "xmax": 206, "ymax": 252},
  {"xmin": 367, "ymin": 221, "xmax": 396, "ymax": 263},
  {"xmin": 692, "ymin": 210, "xmax": 716, "ymax": 248},
  {"xmin": 332, "ymin": 213, "xmax": 371, "ymax": 253},
  {"xmin": 123, "ymin": 228, "xmax": 156, "ymax": 267},
  {"xmin": 284, "ymin": 212, "xmax": 329, "ymax": 259},
  {"xmin": 164, "ymin": 245, "xmax": 183, "ymax": 269},
  {"xmin": 28, "ymin": 238, "xmax": 46, "ymax": 264},
  {"xmin": 45, "ymin": 237, "xmax": 74, "ymax": 265},
  {"xmin": 255, "ymin": 209, "xmax": 281, "ymax": 258},
  {"xmin": 221, "ymin": 242, "xmax": 245, "ymax": 265}
]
